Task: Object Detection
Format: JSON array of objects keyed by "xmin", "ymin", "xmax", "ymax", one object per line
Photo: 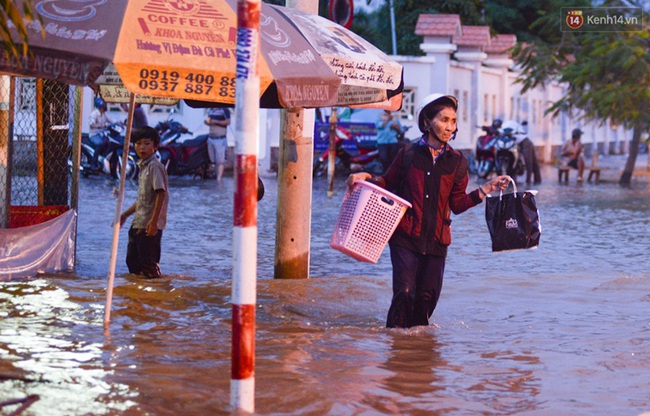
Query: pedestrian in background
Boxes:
[
  {"xmin": 347, "ymin": 94, "xmax": 510, "ymax": 328},
  {"xmin": 518, "ymin": 120, "xmax": 542, "ymax": 185},
  {"xmin": 205, "ymin": 107, "xmax": 231, "ymax": 182},
  {"xmin": 120, "ymin": 127, "xmax": 169, "ymax": 279},
  {"xmin": 376, "ymin": 110, "xmax": 402, "ymax": 173},
  {"xmin": 122, "ymin": 103, "xmax": 149, "ymax": 129}
]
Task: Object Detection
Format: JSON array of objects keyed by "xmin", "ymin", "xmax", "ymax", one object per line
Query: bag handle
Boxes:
[{"xmin": 498, "ymin": 176, "xmax": 517, "ymax": 200}]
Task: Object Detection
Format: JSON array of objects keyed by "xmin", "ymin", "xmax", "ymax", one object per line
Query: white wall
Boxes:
[
  {"xmin": 448, "ymin": 63, "xmax": 473, "ymax": 149},
  {"xmin": 395, "ymin": 37, "xmax": 633, "ymax": 162}
]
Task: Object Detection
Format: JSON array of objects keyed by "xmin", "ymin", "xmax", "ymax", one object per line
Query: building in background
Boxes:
[{"xmin": 77, "ymin": 13, "xmax": 633, "ymax": 168}]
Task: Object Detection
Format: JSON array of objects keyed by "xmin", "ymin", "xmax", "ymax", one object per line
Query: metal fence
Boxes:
[{"xmin": 0, "ymin": 76, "xmax": 81, "ymax": 228}]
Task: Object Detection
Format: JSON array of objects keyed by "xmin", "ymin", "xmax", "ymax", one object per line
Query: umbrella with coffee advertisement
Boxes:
[{"xmin": 1, "ymin": 0, "xmax": 402, "ymax": 109}]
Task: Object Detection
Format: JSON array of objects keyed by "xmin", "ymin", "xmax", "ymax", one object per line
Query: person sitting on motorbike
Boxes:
[
  {"xmin": 561, "ymin": 128, "xmax": 586, "ymax": 182},
  {"xmin": 89, "ymin": 97, "xmax": 118, "ymax": 169},
  {"xmin": 89, "ymin": 97, "xmax": 116, "ymax": 136},
  {"xmin": 474, "ymin": 120, "xmax": 501, "ymax": 179}
]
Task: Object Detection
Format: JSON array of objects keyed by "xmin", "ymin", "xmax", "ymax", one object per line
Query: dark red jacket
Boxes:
[{"xmin": 373, "ymin": 139, "xmax": 482, "ymax": 257}]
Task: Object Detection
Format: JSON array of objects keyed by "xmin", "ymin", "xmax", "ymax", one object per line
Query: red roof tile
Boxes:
[
  {"xmin": 453, "ymin": 25, "xmax": 491, "ymax": 47},
  {"xmin": 415, "ymin": 14, "xmax": 462, "ymax": 37},
  {"xmin": 485, "ymin": 34, "xmax": 517, "ymax": 54}
]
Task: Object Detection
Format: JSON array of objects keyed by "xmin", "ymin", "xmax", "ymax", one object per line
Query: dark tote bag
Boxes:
[{"xmin": 485, "ymin": 180, "xmax": 541, "ymax": 252}]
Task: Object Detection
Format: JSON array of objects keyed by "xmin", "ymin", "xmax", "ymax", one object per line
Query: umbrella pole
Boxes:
[
  {"xmin": 327, "ymin": 108, "xmax": 338, "ymax": 197},
  {"xmin": 273, "ymin": 0, "xmax": 318, "ymax": 281},
  {"xmin": 231, "ymin": 0, "xmax": 261, "ymax": 412},
  {"xmin": 104, "ymin": 93, "xmax": 136, "ymax": 328},
  {"xmin": 0, "ymin": 76, "xmax": 11, "ymax": 228}
]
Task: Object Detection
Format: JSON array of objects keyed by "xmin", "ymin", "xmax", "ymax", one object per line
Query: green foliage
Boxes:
[
  {"xmin": 550, "ymin": 30, "xmax": 650, "ymax": 129},
  {"xmin": 349, "ymin": 9, "xmax": 378, "ymax": 47},
  {"xmin": 349, "ymin": 0, "xmax": 483, "ymax": 56},
  {"xmin": 1, "ymin": 0, "xmax": 41, "ymax": 60},
  {"xmin": 429, "ymin": 0, "xmax": 484, "ymax": 24},
  {"xmin": 486, "ymin": 0, "xmax": 582, "ymax": 43},
  {"xmin": 511, "ymin": 0, "xmax": 650, "ymax": 185},
  {"xmin": 513, "ymin": 1, "xmax": 650, "ymax": 132}
]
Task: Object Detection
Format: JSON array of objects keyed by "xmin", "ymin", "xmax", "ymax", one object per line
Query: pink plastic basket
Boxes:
[{"xmin": 330, "ymin": 180, "xmax": 412, "ymax": 263}]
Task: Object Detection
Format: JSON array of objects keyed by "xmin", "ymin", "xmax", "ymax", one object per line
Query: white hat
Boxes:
[{"xmin": 416, "ymin": 93, "xmax": 458, "ymax": 133}]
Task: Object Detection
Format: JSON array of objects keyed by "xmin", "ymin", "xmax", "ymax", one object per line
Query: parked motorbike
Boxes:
[
  {"xmin": 79, "ymin": 123, "xmax": 136, "ymax": 179},
  {"xmin": 493, "ymin": 120, "xmax": 525, "ymax": 178},
  {"xmin": 313, "ymin": 125, "xmax": 382, "ymax": 177},
  {"xmin": 474, "ymin": 121, "xmax": 501, "ymax": 179},
  {"xmin": 157, "ymin": 130, "xmax": 211, "ymax": 179},
  {"xmin": 313, "ymin": 126, "xmax": 381, "ymax": 177},
  {"xmin": 154, "ymin": 120, "xmax": 265, "ymax": 199},
  {"xmin": 156, "ymin": 118, "xmax": 193, "ymax": 147}
]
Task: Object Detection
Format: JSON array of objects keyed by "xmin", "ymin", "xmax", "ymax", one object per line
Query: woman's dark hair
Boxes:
[{"xmin": 132, "ymin": 126, "xmax": 160, "ymax": 147}]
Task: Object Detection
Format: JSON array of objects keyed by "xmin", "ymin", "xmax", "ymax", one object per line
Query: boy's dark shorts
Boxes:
[{"xmin": 126, "ymin": 226, "xmax": 163, "ymax": 278}]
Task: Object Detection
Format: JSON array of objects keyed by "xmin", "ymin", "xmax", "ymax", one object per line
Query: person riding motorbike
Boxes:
[{"xmin": 89, "ymin": 97, "xmax": 119, "ymax": 170}]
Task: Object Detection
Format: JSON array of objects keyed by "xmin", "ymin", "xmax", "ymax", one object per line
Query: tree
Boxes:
[
  {"xmin": 1, "ymin": 0, "xmax": 41, "ymax": 61},
  {"xmin": 350, "ymin": 0, "xmax": 484, "ymax": 56},
  {"xmin": 513, "ymin": 1, "xmax": 650, "ymax": 186},
  {"xmin": 486, "ymin": 0, "xmax": 568, "ymax": 43}
]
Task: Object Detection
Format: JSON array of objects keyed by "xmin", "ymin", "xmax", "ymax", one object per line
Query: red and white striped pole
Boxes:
[{"xmin": 231, "ymin": 0, "xmax": 260, "ymax": 412}]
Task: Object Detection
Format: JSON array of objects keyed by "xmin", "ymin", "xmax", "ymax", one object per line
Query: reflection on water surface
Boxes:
[{"xmin": 2, "ymin": 161, "xmax": 649, "ymax": 415}]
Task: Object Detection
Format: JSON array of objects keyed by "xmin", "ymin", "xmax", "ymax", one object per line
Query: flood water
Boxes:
[{"xmin": 1, "ymin": 158, "xmax": 649, "ymax": 415}]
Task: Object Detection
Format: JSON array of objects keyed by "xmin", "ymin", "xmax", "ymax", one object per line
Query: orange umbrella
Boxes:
[{"xmin": 1, "ymin": 0, "xmax": 402, "ymax": 109}]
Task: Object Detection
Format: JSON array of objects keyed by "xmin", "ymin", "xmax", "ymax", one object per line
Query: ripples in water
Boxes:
[{"xmin": 2, "ymin": 162, "xmax": 650, "ymax": 415}]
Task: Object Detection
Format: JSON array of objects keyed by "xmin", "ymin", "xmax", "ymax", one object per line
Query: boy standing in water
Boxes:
[{"xmin": 120, "ymin": 126, "xmax": 169, "ymax": 278}]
